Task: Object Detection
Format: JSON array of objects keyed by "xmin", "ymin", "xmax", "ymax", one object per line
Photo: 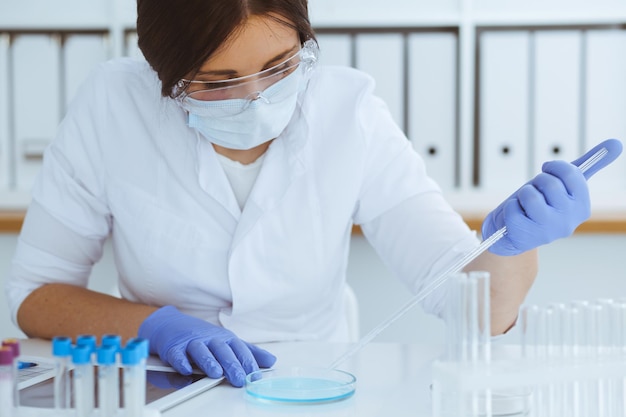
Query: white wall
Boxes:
[{"xmin": 2, "ymin": 232, "xmax": 626, "ymax": 344}]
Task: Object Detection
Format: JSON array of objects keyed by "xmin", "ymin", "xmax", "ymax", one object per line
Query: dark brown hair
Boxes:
[{"xmin": 136, "ymin": 0, "xmax": 316, "ymax": 97}]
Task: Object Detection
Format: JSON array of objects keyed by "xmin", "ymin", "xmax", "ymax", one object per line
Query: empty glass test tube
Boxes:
[
  {"xmin": 443, "ymin": 271, "xmax": 492, "ymax": 417},
  {"xmin": 519, "ymin": 298, "xmax": 626, "ymax": 417},
  {"xmin": 72, "ymin": 344, "xmax": 94, "ymax": 417},
  {"xmin": 52, "ymin": 336, "xmax": 72, "ymax": 409},
  {"xmin": 612, "ymin": 300, "xmax": 626, "ymax": 414},
  {"xmin": 446, "ymin": 271, "xmax": 491, "ymax": 363},
  {"xmin": 97, "ymin": 345, "xmax": 119, "ymax": 417}
]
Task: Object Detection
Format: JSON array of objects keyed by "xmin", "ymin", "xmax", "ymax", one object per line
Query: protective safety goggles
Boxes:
[{"xmin": 174, "ymin": 39, "xmax": 319, "ymax": 104}]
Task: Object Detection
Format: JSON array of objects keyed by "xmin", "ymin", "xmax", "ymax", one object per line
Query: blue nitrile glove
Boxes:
[
  {"xmin": 138, "ymin": 306, "xmax": 277, "ymax": 387},
  {"xmin": 482, "ymin": 138, "xmax": 623, "ymax": 256}
]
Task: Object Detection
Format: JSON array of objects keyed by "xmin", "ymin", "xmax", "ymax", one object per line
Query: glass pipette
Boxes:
[{"xmin": 329, "ymin": 144, "xmax": 613, "ymax": 369}]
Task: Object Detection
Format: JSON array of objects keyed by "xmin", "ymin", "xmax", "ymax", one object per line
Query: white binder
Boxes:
[
  {"xmin": 12, "ymin": 34, "xmax": 61, "ymax": 191},
  {"xmin": 124, "ymin": 31, "xmax": 144, "ymax": 60},
  {"xmin": 478, "ymin": 30, "xmax": 530, "ymax": 194},
  {"xmin": 355, "ymin": 33, "xmax": 405, "ymax": 130},
  {"xmin": 63, "ymin": 34, "xmax": 109, "ymax": 110},
  {"xmin": 315, "ymin": 33, "xmax": 352, "ymax": 67},
  {"xmin": 0, "ymin": 34, "xmax": 9, "ymax": 189},
  {"xmin": 473, "ymin": 0, "xmax": 623, "ymax": 13},
  {"xmin": 585, "ymin": 29, "xmax": 626, "ymax": 195},
  {"xmin": 533, "ymin": 30, "xmax": 582, "ymax": 171},
  {"xmin": 407, "ymin": 31, "xmax": 458, "ymax": 191},
  {"xmin": 0, "ymin": 0, "xmax": 108, "ymax": 28}
]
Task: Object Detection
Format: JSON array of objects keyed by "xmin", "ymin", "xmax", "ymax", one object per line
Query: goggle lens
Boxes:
[{"xmin": 175, "ymin": 40, "xmax": 318, "ymax": 103}]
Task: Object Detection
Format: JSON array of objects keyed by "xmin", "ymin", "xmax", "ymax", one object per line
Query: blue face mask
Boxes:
[{"xmin": 183, "ymin": 68, "xmax": 304, "ymax": 150}]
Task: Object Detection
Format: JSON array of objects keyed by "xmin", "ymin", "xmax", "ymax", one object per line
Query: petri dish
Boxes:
[{"xmin": 245, "ymin": 367, "xmax": 356, "ymax": 404}]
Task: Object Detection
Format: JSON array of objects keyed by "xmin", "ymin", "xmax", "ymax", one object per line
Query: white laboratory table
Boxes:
[
  {"xmin": 20, "ymin": 338, "xmax": 444, "ymax": 417},
  {"xmin": 163, "ymin": 341, "xmax": 443, "ymax": 417}
]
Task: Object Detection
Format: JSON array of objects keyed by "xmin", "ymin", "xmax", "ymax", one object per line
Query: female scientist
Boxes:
[{"xmin": 6, "ymin": 0, "xmax": 595, "ymax": 387}]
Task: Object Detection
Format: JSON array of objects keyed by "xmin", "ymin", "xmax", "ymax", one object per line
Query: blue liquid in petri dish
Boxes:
[{"xmin": 246, "ymin": 367, "xmax": 356, "ymax": 404}]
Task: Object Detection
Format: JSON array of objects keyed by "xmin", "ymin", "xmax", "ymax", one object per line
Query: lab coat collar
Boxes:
[
  {"xmin": 194, "ymin": 102, "xmax": 310, "ymax": 246},
  {"xmin": 196, "ymin": 136, "xmax": 241, "ymax": 220},
  {"xmin": 231, "ymin": 104, "xmax": 310, "ymax": 249}
]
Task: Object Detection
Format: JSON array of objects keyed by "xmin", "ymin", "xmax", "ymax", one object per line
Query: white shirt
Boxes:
[
  {"xmin": 215, "ymin": 152, "xmax": 266, "ymax": 210},
  {"xmin": 6, "ymin": 58, "xmax": 479, "ymax": 343}
]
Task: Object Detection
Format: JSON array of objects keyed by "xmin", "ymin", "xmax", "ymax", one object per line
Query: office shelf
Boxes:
[{"xmin": 0, "ymin": 0, "xmax": 625, "ymax": 228}]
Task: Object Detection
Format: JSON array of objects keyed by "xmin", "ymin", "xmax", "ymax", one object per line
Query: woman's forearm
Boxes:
[
  {"xmin": 17, "ymin": 283, "xmax": 158, "ymax": 342},
  {"xmin": 465, "ymin": 249, "xmax": 538, "ymax": 335}
]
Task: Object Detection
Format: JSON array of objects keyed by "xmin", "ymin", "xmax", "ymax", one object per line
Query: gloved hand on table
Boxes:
[
  {"xmin": 138, "ymin": 305, "xmax": 277, "ymax": 387},
  {"xmin": 482, "ymin": 139, "xmax": 623, "ymax": 256}
]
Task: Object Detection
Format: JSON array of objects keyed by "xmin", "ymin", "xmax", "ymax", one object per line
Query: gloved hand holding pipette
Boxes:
[
  {"xmin": 328, "ymin": 138, "xmax": 623, "ymax": 370},
  {"xmin": 482, "ymin": 138, "xmax": 623, "ymax": 256},
  {"xmin": 138, "ymin": 306, "xmax": 277, "ymax": 387}
]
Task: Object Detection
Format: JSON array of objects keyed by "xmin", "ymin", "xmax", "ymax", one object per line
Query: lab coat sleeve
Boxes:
[
  {"xmin": 4, "ymin": 66, "xmax": 112, "ymax": 326},
  {"xmin": 350, "ymin": 81, "xmax": 480, "ymax": 317},
  {"xmin": 351, "ymin": 80, "xmax": 442, "ymax": 225},
  {"xmin": 361, "ymin": 194, "xmax": 480, "ymax": 318},
  {"xmin": 5, "ymin": 201, "xmax": 106, "ymax": 326},
  {"xmin": 31, "ymin": 66, "xmax": 112, "ymax": 239}
]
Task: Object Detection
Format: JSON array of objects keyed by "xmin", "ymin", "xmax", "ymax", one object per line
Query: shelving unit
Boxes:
[{"xmin": 1, "ymin": 0, "xmax": 625, "ymax": 232}]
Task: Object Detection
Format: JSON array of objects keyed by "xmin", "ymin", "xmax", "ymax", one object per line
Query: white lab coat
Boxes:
[{"xmin": 6, "ymin": 58, "xmax": 479, "ymax": 342}]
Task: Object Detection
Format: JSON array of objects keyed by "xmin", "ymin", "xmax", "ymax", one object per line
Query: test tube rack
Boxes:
[
  {"xmin": 431, "ymin": 272, "xmax": 626, "ymax": 417},
  {"xmin": 6, "ymin": 336, "xmax": 159, "ymax": 417}
]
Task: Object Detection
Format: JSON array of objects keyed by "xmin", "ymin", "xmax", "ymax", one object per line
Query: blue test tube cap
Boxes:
[
  {"xmin": 97, "ymin": 345, "xmax": 117, "ymax": 366},
  {"xmin": 76, "ymin": 334, "xmax": 97, "ymax": 354},
  {"xmin": 101, "ymin": 334, "xmax": 122, "ymax": 352},
  {"xmin": 121, "ymin": 345, "xmax": 141, "ymax": 366},
  {"xmin": 71, "ymin": 345, "xmax": 92, "ymax": 365},
  {"xmin": 127, "ymin": 338, "xmax": 149, "ymax": 360},
  {"xmin": 52, "ymin": 336, "xmax": 72, "ymax": 357}
]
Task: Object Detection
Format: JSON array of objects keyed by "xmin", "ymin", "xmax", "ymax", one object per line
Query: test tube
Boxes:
[
  {"xmin": 97, "ymin": 345, "xmax": 119, "ymax": 417},
  {"xmin": 52, "ymin": 336, "xmax": 72, "ymax": 409},
  {"xmin": 445, "ymin": 272, "xmax": 492, "ymax": 416},
  {"xmin": 2, "ymin": 339, "xmax": 20, "ymax": 407},
  {"xmin": 468, "ymin": 271, "xmax": 491, "ymax": 365},
  {"xmin": 445, "ymin": 273, "xmax": 468, "ymax": 362},
  {"xmin": 76, "ymin": 334, "xmax": 97, "ymax": 359},
  {"xmin": 127, "ymin": 337, "xmax": 149, "ymax": 407},
  {"xmin": 594, "ymin": 299, "xmax": 615, "ymax": 417},
  {"xmin": 468, "ymin": 272, "xmax": 492, "ymax": 417},
  {"xmin": 0, "ymin": 346, "xmax": 15, "ymax": 417},
  {"xmin": 72, "ymin": 344, "xmax": 94, "ymax": 417},
  {"xmin": 122, "ymin": 344, "xmax": 144, "ymax": 417},
  {"xmin": 100, "ymin": 334, "xmax": 122, "ymax": 411},
  {"xmin": 101, "ymin": 334, "xmax": 122, "ymax": 357},
  {"xmin": 613, "ymin": 300, "xmax": 626, "ymax": 354},
  {"xmin": 519, "ymin": 304, "xmax": 544, "ymax": 360},
  {"xmin": 76, "ymin": 334, "xmax": 96, "ymax": 412},
  {"xmin": 571, "ymin": 300, "xmax": 590, "ymax": 358},
  {"xmin": 2, "ymin": 339, "xmax": 20, "ymax": 358},
  {"xmin": 518, "ymin": 304, "xmax": 546, "ymax": 417},
  {"xmin": 126, "ymin": 338, "xmax": 148, "ymax": 364},
  {"xmin": 445, "ymin": 272, "xmax": 491, "ymax": 363},
  {"xmin": 612, "ymin": 301, "xmax": 626, "ymax": 415}
]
